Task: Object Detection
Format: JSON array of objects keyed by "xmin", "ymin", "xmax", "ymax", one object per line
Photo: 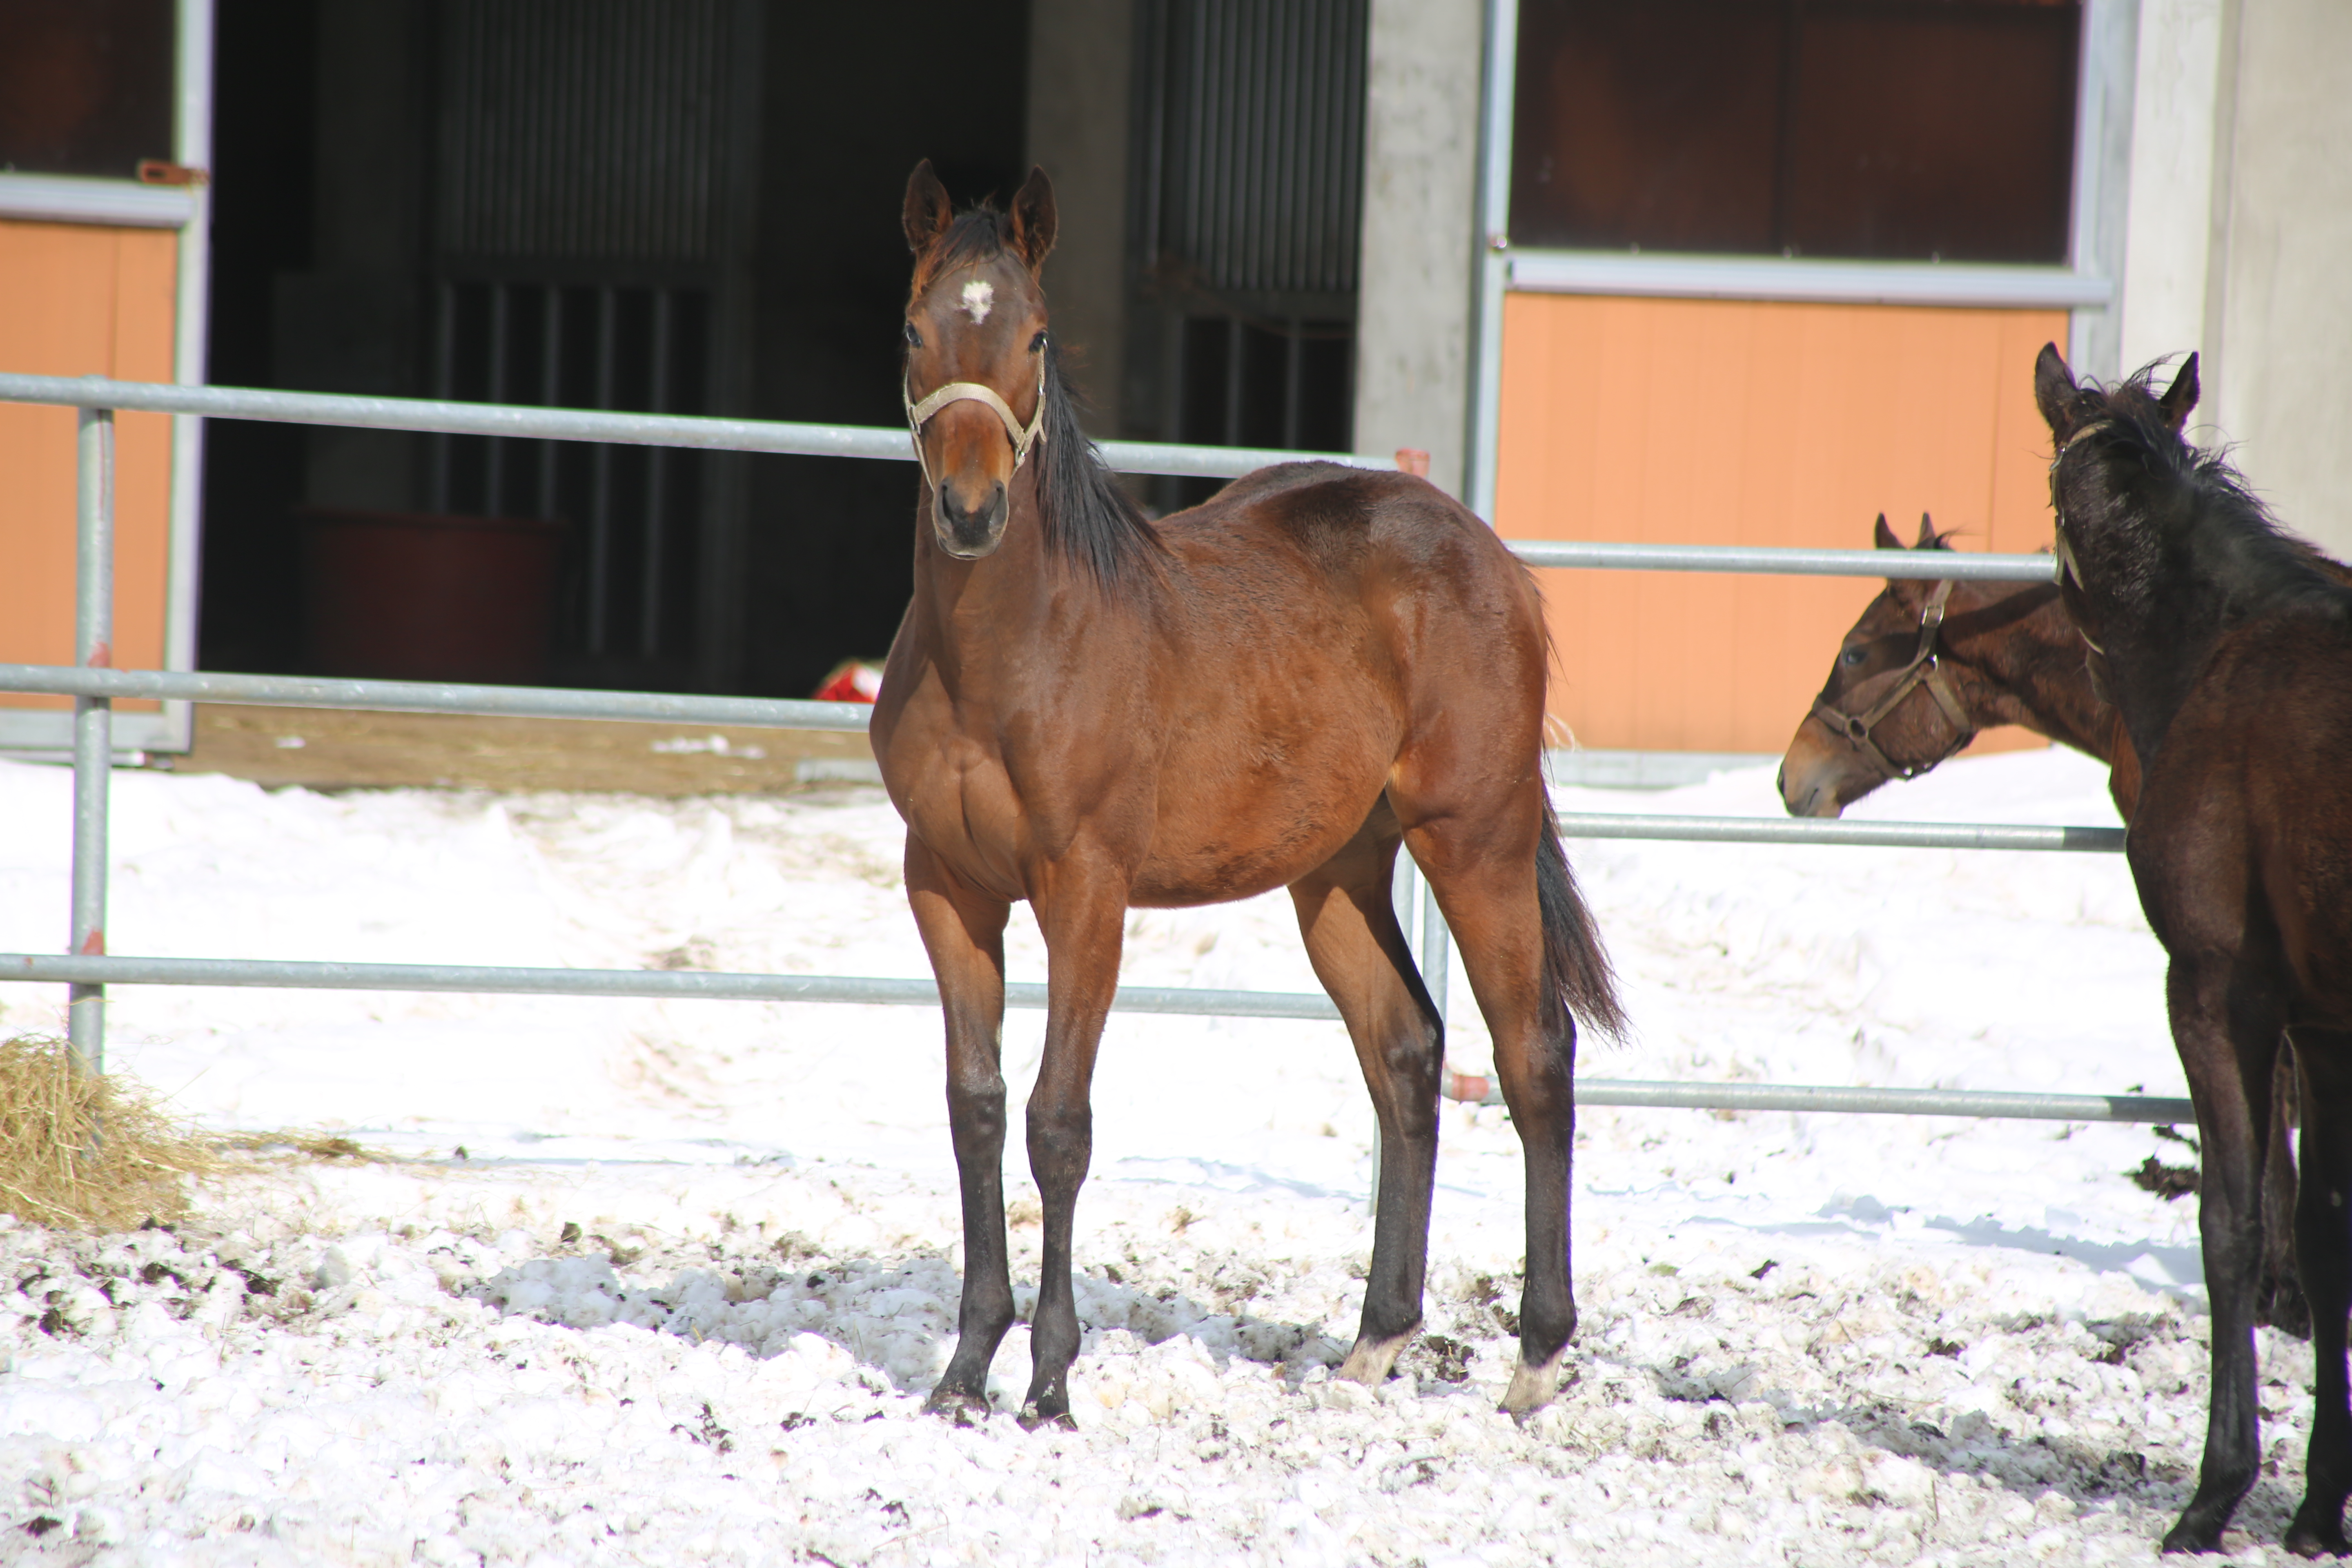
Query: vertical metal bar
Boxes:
[
  {"xmin": 430, "ymin": 279, "xmax": 456, "ymax": 513},
  {"xmin": 539, "ymin": 285, "xmax": 562, "ymax": 519},
  {"xmin": 68, "ymin": 409, "xmax": 115, "ymax": 1076},
  {"xmin": 643, "ymin": 288, "xmax": 673, "ymax": 657},
  {"xmin": 1420, "ymin": 878, "xmax": 1452, "ymax": 1028},
  {"xmin": 485, "ymin": 282, "xmax": 510, "ymax": 512},
  {"xmin": 589, "ymin": 285, "xmax": 618, "ymax": 654},
  {"xmin": 1224, "ymin": 316, "xmax": 1244, "ymax": 447},
  {"xmin": 1283, "ymin": 318, "xmax": 1304, "ymax": 449},
  {"xmin": 1463, "ymin": 0, "xmax": 1521, "ymax": 521}
]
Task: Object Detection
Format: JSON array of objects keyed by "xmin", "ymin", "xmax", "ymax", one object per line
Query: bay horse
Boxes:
[
  {"xmin": 869, "ymin": 161, "xmax": 1624, "ymax": 1429},
  {"xmin": 2040, "ymin": 341, "xmax": 2352, "ymax": 1555},
  {"xmin": 1780, "ymin": 507, "xmax": 2314, "ymax": 1342}
]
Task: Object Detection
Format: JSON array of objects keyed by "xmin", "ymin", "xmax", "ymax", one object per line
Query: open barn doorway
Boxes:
[{"xmin": 200, "ymin": 0, "xmax": 1031, "ymax": 702}]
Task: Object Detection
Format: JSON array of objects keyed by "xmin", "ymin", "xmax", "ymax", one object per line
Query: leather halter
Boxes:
[
  {"xmin": 1810, "ymin": 579, "xmax": 1973, "ymax": 782},
  {"xmin": 902, "ymin": 354, "xmax": 1048, "ymax": 491}
]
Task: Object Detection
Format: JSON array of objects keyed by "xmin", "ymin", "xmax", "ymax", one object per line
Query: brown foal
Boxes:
[{"xmin": 869, "ymin": 161, "xmax": 1623, "ymax": 1429}]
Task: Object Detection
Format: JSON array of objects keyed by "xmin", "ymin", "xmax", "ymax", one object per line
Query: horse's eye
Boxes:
[
  {"xmin": 1840, "ymin": 646, "xmax": 1869, "ymax": 668},
  {"xmin": 1030, "ymin": 331, "xmax": 1047, "ymax": 353},
  {"xmin": 904, "ymin": 323, "xmax": 923, "ymax": 349}
]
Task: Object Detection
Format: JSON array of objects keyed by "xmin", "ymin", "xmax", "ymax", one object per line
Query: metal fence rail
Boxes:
[{"xmin": 0, "ymin": 373, "xmax": 2150, "ymax": 1127}]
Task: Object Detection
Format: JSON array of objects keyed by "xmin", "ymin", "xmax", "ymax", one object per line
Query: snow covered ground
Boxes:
[{"xmin": 0, "ymin": 746, "xmax": 2314, "ymax": 1564}]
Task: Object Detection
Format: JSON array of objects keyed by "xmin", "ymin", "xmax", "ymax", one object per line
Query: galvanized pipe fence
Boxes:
[{"xmin": 0, "ymin": 372, "xmax": 2186, "ymax": 1127}]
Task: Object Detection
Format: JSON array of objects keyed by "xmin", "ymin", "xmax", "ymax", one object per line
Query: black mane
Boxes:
[
  {"xmin": 2069, "ymin": 371, "xmax": 2337, "ymax": 619},
  {"xmin": 1033, "ymin": 339, "xmax": 1167, "ymax": 588},
  {"xmin": 912, "ymin": 207, "xmax": 1166, "ymax": 591}
]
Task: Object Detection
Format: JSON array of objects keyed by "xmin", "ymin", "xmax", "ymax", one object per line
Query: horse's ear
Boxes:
[
  {"xmin": 2034, "ymin": 341, "xmax": 2079, "ymax": 444},
  {"xmin": 1916, "ymin": 513, "xmax": 1952, "ymax": 551},
  {"xmin": 1872, "ymin": 512, "xmax": 1902, "ymax": 550},
  {"xmin": 1009, "ymin": 165, "xmax": 1058, "ymax": 272},
  {"xmin": 903, "ymin": 159, "xmax": 953, "ymax": 254},
  {"xmin": 2159, "ymin": 352, "xmax": 2201, "ymax": 432}
]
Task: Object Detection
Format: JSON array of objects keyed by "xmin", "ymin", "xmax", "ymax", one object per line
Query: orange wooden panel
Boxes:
[
  {"xmin": 0, "ymin": 219, "xmax": 178, "ymax": 712},
  {"xmin": 1493, "ymin": 292, "xmax": 2068, "ymax": 755}
]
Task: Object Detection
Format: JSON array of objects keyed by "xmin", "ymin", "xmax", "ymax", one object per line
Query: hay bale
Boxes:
[{"xmin": 0, "ymin": 1035, "xmax": 212, "ymax": 1231}]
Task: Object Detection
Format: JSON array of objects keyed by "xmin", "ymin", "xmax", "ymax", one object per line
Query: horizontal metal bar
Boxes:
[
  {"xmin": 0, "ymin": 374, "xmax": 1388, "ymax": 481},
  {"xmin": 1554, "ymin": 813, "xmax": 2126, "ymax": 853},
  {"xmin": 0, "ymin": 173, "xmax": 197, "ymax": 229},
  {"xmin": 1448, "ymin": 1071, "xmax": 2191, "ymax": 1124},
  {"xmin": 0, "ymin": 663, "xmax": 875, "ymax": 732},
  {"xmin": 1506, "ymin": 540, "xmax": 2058, "ymax": 582},
  {"xmin": 0, "ymin": 953, "xmax": 1342, "ymax": 1020},
  {"xmin": 1508, "ymin": 249, "xmax": 2114, "ymax": 310}
]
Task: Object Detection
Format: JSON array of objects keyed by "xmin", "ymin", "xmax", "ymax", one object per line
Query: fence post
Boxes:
[{"xmin": 67, "ymin": 407, "xmax": 114, "ymax": 1076}]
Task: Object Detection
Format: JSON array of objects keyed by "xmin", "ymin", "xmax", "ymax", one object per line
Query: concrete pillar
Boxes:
[
  {"xmin": 2207, "ymin": 0, "xmax": 2352, "ymax": 557},
  {"xmin": 2116, "ymin": 0, "xmax": 2228, "ymax": 386},
  {"xmin": 1352, "ymin": 0, "xmax": 1483, "ymax": 497},
  {"xmin": 1026, "ymin": 0, "xmax": 1133, "ymax": 434}
]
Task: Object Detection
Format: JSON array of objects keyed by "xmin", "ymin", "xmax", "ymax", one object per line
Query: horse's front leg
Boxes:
[
  {"xmin": 906, "ymin": 835, "xmax": 1015, "ymax": 1418},
  {"xmin": 1020, "ymin": 867, "xmax": 1129, "ymax": 1429},
  {"xmin": 2164, "ymin": 955, "xmax": 2287, "ymax": 1553}
]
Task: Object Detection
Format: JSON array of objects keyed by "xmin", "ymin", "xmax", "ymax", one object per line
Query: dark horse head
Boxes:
[
  {"xmin": 2037, "ymin": 342, "xmax": 2337, "ymax": 757},
  {"xmin": 899, "ymin": 160, "xmax": 1160, "ymax": 581}
]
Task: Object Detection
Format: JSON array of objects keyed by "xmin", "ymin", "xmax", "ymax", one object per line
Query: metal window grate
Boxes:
[
  {"xmin": 434, "ymin": 0, "xmax": 729, "ymax": 264},
  {"xmin": 1140, "ymin": 0, "xmax": 1369, "ymax": 297}
]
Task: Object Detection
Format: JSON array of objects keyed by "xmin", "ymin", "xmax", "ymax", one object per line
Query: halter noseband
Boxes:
[
  {"xmin": 1810, "ymin": 578, "xmax": 1973, "ymax": 783},
  {"xmin": 902, "ymin": 355, "xmax": 1048, "ymax": 491}
]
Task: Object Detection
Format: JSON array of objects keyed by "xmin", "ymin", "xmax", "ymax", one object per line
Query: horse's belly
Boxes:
[{"xmin": 1128, "ymin": 772, "xmax": 1385, "ymax": 906}]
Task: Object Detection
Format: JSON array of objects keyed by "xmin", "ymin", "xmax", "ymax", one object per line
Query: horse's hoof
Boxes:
[
  {"xmin": 924, "ymin": 1385, "xmax": 991, "ymax": 1423},
  {"xmin": 1017, "ymin": 1401, "xmax": 1077, "ymax": 1433},
  {"xmin": 2159, "ymin": 1518, "xmax": 2228, "ymax": 1555},
  {"xmin": 1499, "ymin": 1351, "xmax": 1568, "ymax": 1419},
  {"xmin": 1337, "ymin": 1328, "xmax": 1414, "ymax": 1387},
  {"xmin": 2285, "ymin": 1509, "xmax": 2351, "ymax": 1558}
]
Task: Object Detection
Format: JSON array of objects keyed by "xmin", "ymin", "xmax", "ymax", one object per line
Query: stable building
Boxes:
[{"xmin": 0, "ymin": 0, "xmax": 2343, "ymax": 768}]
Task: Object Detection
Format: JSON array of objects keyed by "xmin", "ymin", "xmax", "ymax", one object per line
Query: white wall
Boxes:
[
  {"xmin": 2118, "ymin": 0, "xmax": 2352, "ymax": 556},
  {"xmin": 1352, "ymin": 0, "xmax": 1484, "ymax": 496},
  {"xmin": 2207, "ymin": 0, "xmax": 2352, "ymax": 557}
]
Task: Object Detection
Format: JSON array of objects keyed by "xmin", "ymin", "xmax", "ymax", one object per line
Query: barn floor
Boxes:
[{"xmin": 0, "ymin": 748, "xmax": 2312, "ymax": 1564}]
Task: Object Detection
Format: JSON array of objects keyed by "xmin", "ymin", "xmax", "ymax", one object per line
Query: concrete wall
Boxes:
[
  {"xmin": 1026, "ymin": 0, "xmax": 1132, "ymax": 433},
  {"xmin": 2119, "ymin": 0, "xmax": 2352, "ymax": 556},
  {"xmin": 2207, "ymin": 0, "xmax": 2352, "ymax": 557},
  {"xmin": 1352, "ymin": 0, "xmax": 1483, "ymax": 496}
]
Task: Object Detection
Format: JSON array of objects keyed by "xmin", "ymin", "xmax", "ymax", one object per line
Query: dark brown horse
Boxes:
[
  {"xmin": 869, "ymin": 161, "xmax": 1624, "ymax": 1428},
  {"xmin": 1780, "ymin": 510, "xmax": 2315, "ymax": 1343},
  {"xmin": 2041, "ymin": 341, "xmax": 2352, "ymax": 1555}
]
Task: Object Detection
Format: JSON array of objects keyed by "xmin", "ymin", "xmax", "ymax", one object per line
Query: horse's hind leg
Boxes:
[
  {"xmin": 2163, "ymin": 953, "xmax": 2289, "ymax": 1553},
  {"xmin": 1397, "ymin": 784, "xmax": 1582, "ymax": 1417},
  {"xmin": 1287, "ymin": 799, "xmax": 1443, "ymax": 1385},
  {"xmin": 2286, "ymin": 1031, "xmax": 2352, "ymax": 1557},
  {"xmin": 905, "ymin": 836, "xmax": 1016, "ymax": 1418}
]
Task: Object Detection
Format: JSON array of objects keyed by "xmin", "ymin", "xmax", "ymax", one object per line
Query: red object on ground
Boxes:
[
  {"xmin": 813, "ymin": 660, "xmax": 885, "ymax": 703},
  {"xmin": 1394, "ymin": 448, "xmax": 1431, "ymax": 477}
]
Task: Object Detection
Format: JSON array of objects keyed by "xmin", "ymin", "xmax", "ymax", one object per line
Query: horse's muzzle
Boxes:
[{"xmin": 933, "ymin": 480, "xmax": 1008, "ymax": 559}]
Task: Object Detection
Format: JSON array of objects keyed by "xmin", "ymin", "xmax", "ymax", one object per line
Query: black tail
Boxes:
[{"xmin": 1535, "ymin": 800, "xmax": 1626, "ymax": 1042}]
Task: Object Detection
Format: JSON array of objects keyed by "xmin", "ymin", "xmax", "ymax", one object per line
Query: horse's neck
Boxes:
[
  {"xmin": 907, "ymin": 483, "xmax": 1154, "ymax": 696},
  {"xmin": 1953, "ymin": 591, "xmax": 2125, "ymax": 765}
]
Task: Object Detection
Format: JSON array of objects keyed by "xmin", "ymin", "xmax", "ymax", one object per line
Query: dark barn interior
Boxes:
[
  {"xmin": 199, "ymin": 0, "xmax": 1370, "ymax": 702},
  {"xmin": 201, "ymin": 0, "xmax": 1034, "ymax": 700}
]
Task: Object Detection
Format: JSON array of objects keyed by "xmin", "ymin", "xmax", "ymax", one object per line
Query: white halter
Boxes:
[{"xmin": 902, "ymin": 354, "xmax": 1048, "ymax": 491}]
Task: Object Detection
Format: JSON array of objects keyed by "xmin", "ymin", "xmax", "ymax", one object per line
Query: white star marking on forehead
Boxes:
[{"xmin": 958, "ymin": 278, "xmax": 994, "ymax": 324}]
